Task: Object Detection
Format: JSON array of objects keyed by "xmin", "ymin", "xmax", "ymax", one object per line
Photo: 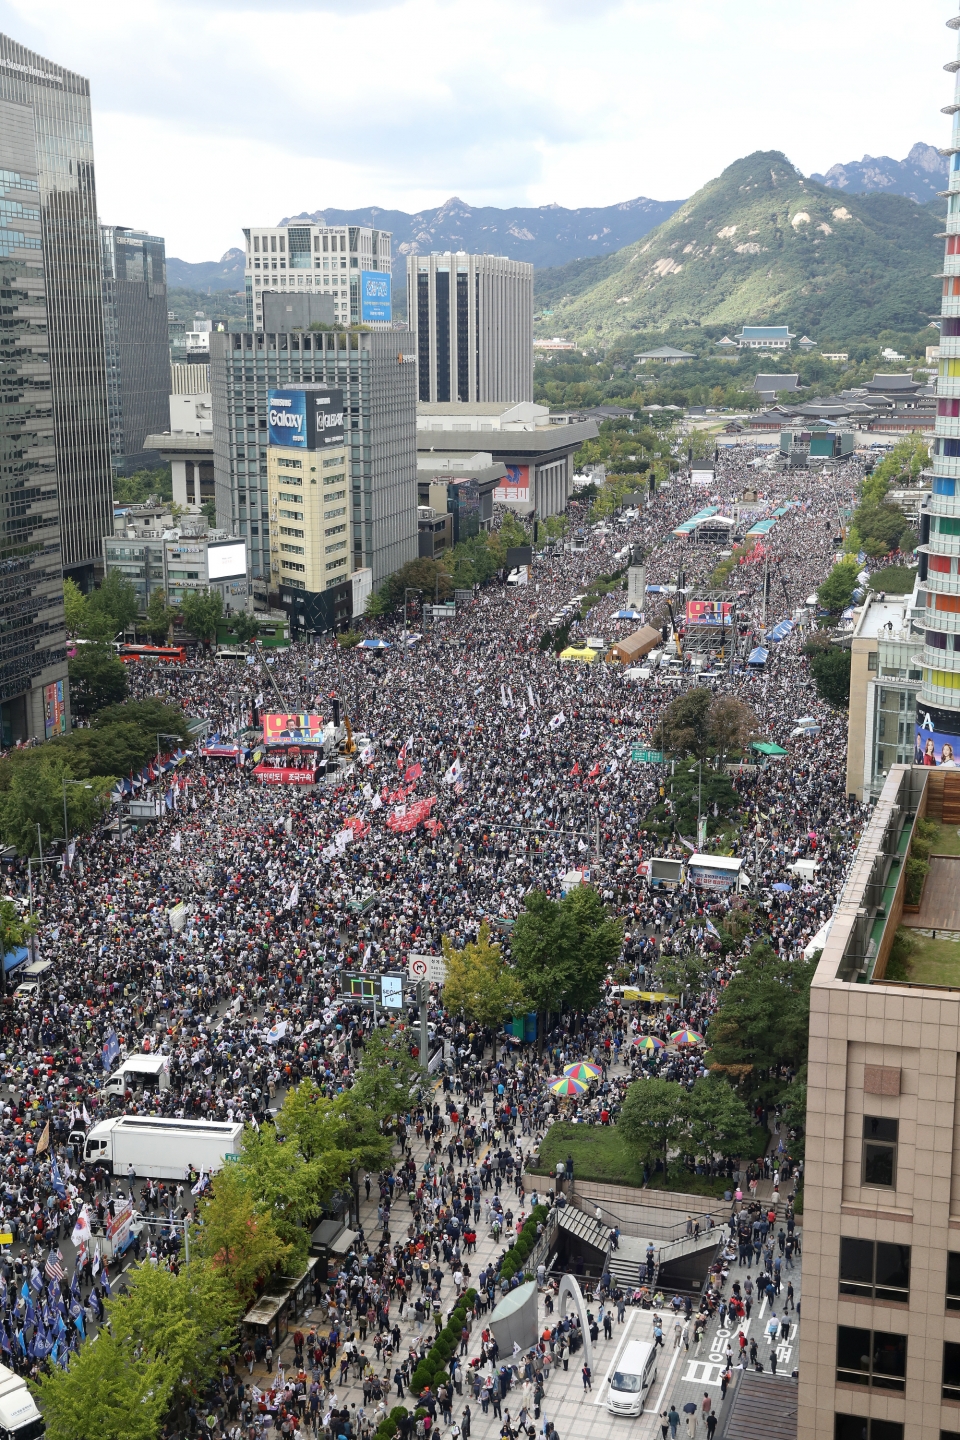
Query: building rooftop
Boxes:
[
  {"xmin": 737, "ymin": 325, "xmax": 795, "ymax": 339},
  {"xmin": 416, "ymin": 421, "xmax": 598, "ymax": 455},
  {"xmin": 852, "ymin": 593, "xmax": 915, "ymax": 639},
  {"xmin": 753, "ymin": 374, "xmax": 801, "ymax": 392},
  {"xmin": 862, "ymin": 373, "xmax": 922, "ymax": 393},
  {"xmin": 635, "ymin": 345, "xmax": 696, "ymax": 360}
]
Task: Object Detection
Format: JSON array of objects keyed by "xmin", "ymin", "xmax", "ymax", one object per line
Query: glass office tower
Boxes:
[
  {"xmin": 0, "ymin": 94, "xmax": 69, "ymax": 744},
  {"xmin": 0, "ymin": 34, "xmax": 113, "ymax": 587},
  {"xmin": 101, "ymin": 225, "xmax": 169, "ymax": 473}
]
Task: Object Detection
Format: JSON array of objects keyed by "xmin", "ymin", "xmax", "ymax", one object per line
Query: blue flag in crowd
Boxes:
[{"xmin": 101, "ymin": 1030, "xmax": 119, "ymax": 1072}]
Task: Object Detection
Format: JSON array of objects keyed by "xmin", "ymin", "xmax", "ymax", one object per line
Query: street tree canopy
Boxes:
[
  {"xmin": 181, "ymin": 589, "xmax": 224, "ymax": 646},
  {"xmin": 68, "ymin": 644, "xmax": 128, "ymax": 717},
  {"xmin": 512, "ymin": 885, "xmax": 622, "ymax": 1036},
  {"xmin": 442, "ymin": 921, "xmax": 528, "ymax": 1029},
  {"xmin": 707, "ymin": 942, "xmax": 816, "ymax": 1099}
]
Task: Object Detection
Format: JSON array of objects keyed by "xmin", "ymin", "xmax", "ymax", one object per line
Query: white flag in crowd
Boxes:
[
  {"xmin": 443, "ymin": 758, "xmax": 462, "ymax": 786},
  {"xmin": 548, "ymin": 712, "xmax": 566, "ymax": 730}
]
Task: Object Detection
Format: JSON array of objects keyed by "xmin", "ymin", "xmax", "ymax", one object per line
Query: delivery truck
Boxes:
[
  {"xmin": 78, "ymin": 1115, "xmax": 244, "ymax": 1180},
  {"xmin": 0, "ymin": 1361, "xmax": 44, "ymax": 1437},
  {"xmin": 102, "ymin": 1052, "xmax": 170, "ymax": 1099}
]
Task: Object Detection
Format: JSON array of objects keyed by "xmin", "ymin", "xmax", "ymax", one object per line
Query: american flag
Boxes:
[{"xmin": 44, "ymin": 1250, "xmax": 64, "ymax": 1283}]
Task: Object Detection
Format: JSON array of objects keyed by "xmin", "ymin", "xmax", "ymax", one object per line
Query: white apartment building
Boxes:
[{"xmin": 243, "ymin": 223, "xmax": 393, "ymax": 331}]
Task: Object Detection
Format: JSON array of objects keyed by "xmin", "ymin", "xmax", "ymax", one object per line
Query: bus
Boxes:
[{"xmin": 115, "ymin": 644, "xmax": 187, "ymax": 664}]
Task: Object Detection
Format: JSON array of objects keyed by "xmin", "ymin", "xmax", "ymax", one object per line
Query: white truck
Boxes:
[
  {"xmin": 0, "ymin": 1361, "xmax": 44, "ymax": 1437},
  {"xmin": 102, "ymin": 1052, "xmax": 170, "ymax": 1099},
  {"xmin": 79, "ymin": 1115, "xmax": 244, "ymax": 1180}
]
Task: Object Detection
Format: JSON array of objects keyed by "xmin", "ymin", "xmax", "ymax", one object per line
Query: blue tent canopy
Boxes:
[
  {"xmin": 768, "ymin": 620, "xmax": 794, "ymax": 643},
  {"xmin": 360, "ymin": 639, "xmax": 391, "ymax": 649},
  {"xmin": 748, "ymin": 646, "xmax": 769, "ymax": 666},
  {"xmin": 614, "ymin": 609, "xmax": 644, "ymax": 620}
]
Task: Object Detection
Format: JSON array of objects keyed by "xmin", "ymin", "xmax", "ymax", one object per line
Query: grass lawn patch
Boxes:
[
  {"xmin": 531, "ymin": 1121, "xmax": 647, "ymax": 1188},
  {"xmin": 643, "ymin": 1171, "xmax": 732, "ymax": 1198},
  {"xmin": 868, "ymin": 566, "xmax": 917, "ymax": 595},
  {"xmin": 927, "ymin": 823, "xmax": 960, "ymax": 859},
  {"xmin": 900, "ymin": 932, "xmax": 960, "ymax": 987}
]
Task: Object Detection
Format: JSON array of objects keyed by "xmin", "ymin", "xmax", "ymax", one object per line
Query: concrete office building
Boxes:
[
  {"xmin": 0, "ymin": 34, "xmax": 114, "ymax": 587},
  {"xmin": 209, "ymin": 327, "xmax": 417, "ymax": 601},
  {"xmin": 845, "ymin": 590, "xmax": 924, "ymax": 801},
  {"xmin": 103, "ymin": 513, "xmax": 249, "ymax": 616},
  {"xmin": 243, "ymin": 223, "xmax": 393, "ymax": 332},
  {"xmin": 408, "ymin": 253, "xmax": 534, "ymax": 405},
  {"xmin": 416, "ymin": 402, "xmax": 597, "ymax": 518},
  {"xmin": 265, "ymin": 384, "xmax": 351, "ymax": 594},
  {"xmin": 100, "ymin": 225, "xmax": 169, "ymax": 473},
  {"xmin": 799, "ymin": 761, "xmax": 960, "ymax": 1440},
  {"xmin": 0, "ymin": 91, "xmax": 69, "ymax": 745}
]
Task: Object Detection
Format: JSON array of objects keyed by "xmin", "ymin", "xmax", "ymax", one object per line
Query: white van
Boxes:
[{"xmin": 606, "ymin": 1339, "xmax": 658, "ymax": 1416}]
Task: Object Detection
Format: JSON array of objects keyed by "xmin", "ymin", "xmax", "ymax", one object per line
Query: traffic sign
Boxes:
[
  {"xmin": 631, "ymin": 748, "xmax": 664, "ymax": 763},
  {"xmin": 407, "ymin": 953, "xmax": 447, "ymax": 984}
]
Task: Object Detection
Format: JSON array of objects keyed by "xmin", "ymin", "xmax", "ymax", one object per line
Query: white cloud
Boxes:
[{"xmin": 0, "ymin": 0, "xmax": 950, "ymax": 259}]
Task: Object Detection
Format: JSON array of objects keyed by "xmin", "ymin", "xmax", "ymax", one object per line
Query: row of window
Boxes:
[
  {"xmin": 837, "ymin": 1327, "xmax": 960, "ymax": 1400},
  {"xmin": 840, "ymin": 1233, "xmax": 960, "ymax": 1309}
]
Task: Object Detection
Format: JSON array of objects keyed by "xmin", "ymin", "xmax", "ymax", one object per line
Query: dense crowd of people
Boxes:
[{"xmin": 0, "ymin": 442, "xmax": 865, "ymax": 1426}]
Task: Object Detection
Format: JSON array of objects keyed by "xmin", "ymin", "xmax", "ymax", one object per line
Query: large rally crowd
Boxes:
[{"xmin": 0, "ymin": 441, "xmax": 874, "ymax": 1430}]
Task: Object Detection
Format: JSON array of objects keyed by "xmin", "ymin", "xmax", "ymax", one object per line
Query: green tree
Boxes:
[
  {"xmin": 63, "ymin": 577, "xmax": 88, "ymax": 637},
  {"xmin": 31, "ymin": 1324, "xmax": 173, "ymax": 1440},
  {"xmin": 512, "ymin": 886, "xmax": 623, "ymax": 1045},
  {"xmin": 84, "ymin": 570, "xmax": 140, "ymax": 640},
  {"xmin": 707, "ymin": 943, "xmax": 816, "ymax": 1099},
  {"xmin": 144, "ymin": 587, "xmax": 175, "ymax": 644},
  {"xmin": 104, "ymin": 1261, "xmax": 241, "ymax": 1424},
  {"xmin": 68, "ymin": 643, "xmax": 128, "ymax": 717},
  {"xmin": 368, "ymin": 558, "xmax": 453, "ymax": 616},
  {"xmin": 231, "ymin": 1123, "xmax": 327, "ymax": 1271},
  {"xmin": 708, "ymin": 696, "xmax": 757, "ymax": 766},
  {"xmin": 181, "ymin": 589, "xmax": 224, "ymax": 647},
  {"xmin": 278, "ymin": 1078, "xmax": 373, "ymax": 1225},
  {"xmin": 441, "ymin": 921, "xmax": 528, "ymax": 1029},
  {"xmin": 817, "ymin": 557, "xmax": 860, "ymax": 614},
  {"xmin": 659, "ymin": 688, "xmax": 713, "ymax": 759},
  {"xmin": 0, "ymin": 752, "xmax": 114, "ymax": 855},
  {"xmin": 230, "ymin": 612, "xmax": 260, "ymax": 644},
  {"xmin": 92, "ymin": 699, "xmax": 193, "ymax": 746},
  {"xmin": 194, "ymin": 1163, "xmax": 290, "ymax": 1305},
  {"xmin": 803, "ymin": 637, "xmax": 852, "ymax": 708},
  {"xmin": 0, "ymin": 897, "xmax": 36, "ymax": 993},
  {"xmin": 680, "ymin": 1076, "xmax": 756, "ymax": 1165},
  {"xmin": 617, "ymin": 1077, "xmax": 685, "ymax": 1174}
]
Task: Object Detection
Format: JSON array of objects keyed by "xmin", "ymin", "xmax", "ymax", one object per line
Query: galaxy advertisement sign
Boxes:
[
  {"xmin": 360, "ymin": 270, "xmax": 392, "ymax": 323},
  {"xmin": 915, "ymin": 703, "xmax": 960, "ymax": 767},
  {"xmin": 268, "ymin": 388, "xmax": 344, "ymax": 450},
  {"xmin": 494, "ymin": 464, "xmax": 530, "ymax": 504}
]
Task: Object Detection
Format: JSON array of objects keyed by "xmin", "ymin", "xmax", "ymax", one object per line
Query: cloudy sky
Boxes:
[{"xmin": 0, "ymin": 0, "xmax": 952, "ymax": 261}]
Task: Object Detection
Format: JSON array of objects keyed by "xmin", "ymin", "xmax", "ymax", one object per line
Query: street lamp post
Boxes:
[{"xmin": 62, "ymin": 778, "xmax": 93, "ymax": 852}]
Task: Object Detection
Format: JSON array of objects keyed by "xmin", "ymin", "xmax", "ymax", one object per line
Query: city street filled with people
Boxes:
[{"xmin": 0, "ymin": 441, "xmax": 865, "ymax": 1433}]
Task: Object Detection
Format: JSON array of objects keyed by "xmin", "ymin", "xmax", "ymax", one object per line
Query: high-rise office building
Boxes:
[
  {"xmin": 243, "ymin": 223, "xmax": 393, "ymax": 332},
  {"xmin": 101, "ymin": 225, "xmax": 169, "ymax": 473},
  {"xmin": 0, "ymin": 34, "xmax": 113, "ymax": 586},
  {"xmin": 0, "ymin": 94, "xmax": 69, "ymax": 745},
  {"xmin": 918, "ymin": 10, "xmax": 960, "ymax": 760},
  {"xmin": 209, "ymin": 327, "xmax": 417, "ymax": 598},
  {"xmin": 407, "ymin": 252, "xmax": 534, "ymax": 405}
]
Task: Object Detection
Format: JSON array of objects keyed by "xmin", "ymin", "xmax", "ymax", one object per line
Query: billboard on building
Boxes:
[
  {"xmin": 208, "ymin": 540, "xmax": 247, "ymax": 581},
  {"xmin": 262, "ymin": 713, "xmax": 325, "ymax": 746},
  {"xmin": 268, "ymin": 388, "xmax": 344, "ymax": 450},
  {"xmin": 360, "ymin": 271, "xmax": 392, "ymax": 323},
  {"xmin": 43, "ymin": 680, "xmax": 65, "ymax": 739},
  {"xmin": 915, "ymin": 704, "xmax": 960, "ymax": 767},
  {"xmin": 494, "ymin": 464, "xmax": 530, "ymax": 503}
]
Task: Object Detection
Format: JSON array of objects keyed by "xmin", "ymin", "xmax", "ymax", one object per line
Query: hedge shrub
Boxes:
[
  {"xmin": 408, "ymin": 1289, "xmax": 478, "ymax": 1400},
  {"xmin": 499, "ymin": 1205, "xmax": 548, "ymax": 1285}
]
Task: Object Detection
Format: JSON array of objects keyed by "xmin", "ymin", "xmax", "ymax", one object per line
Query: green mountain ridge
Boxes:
[{"xmin": 534, "ymin": 151, "xmax": 944, "ymax": 346}]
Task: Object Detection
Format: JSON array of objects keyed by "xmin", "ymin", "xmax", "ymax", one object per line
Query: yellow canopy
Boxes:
[{"xmin": 559, "ymin": 646, "xmax": 597, "ymax": 662}]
